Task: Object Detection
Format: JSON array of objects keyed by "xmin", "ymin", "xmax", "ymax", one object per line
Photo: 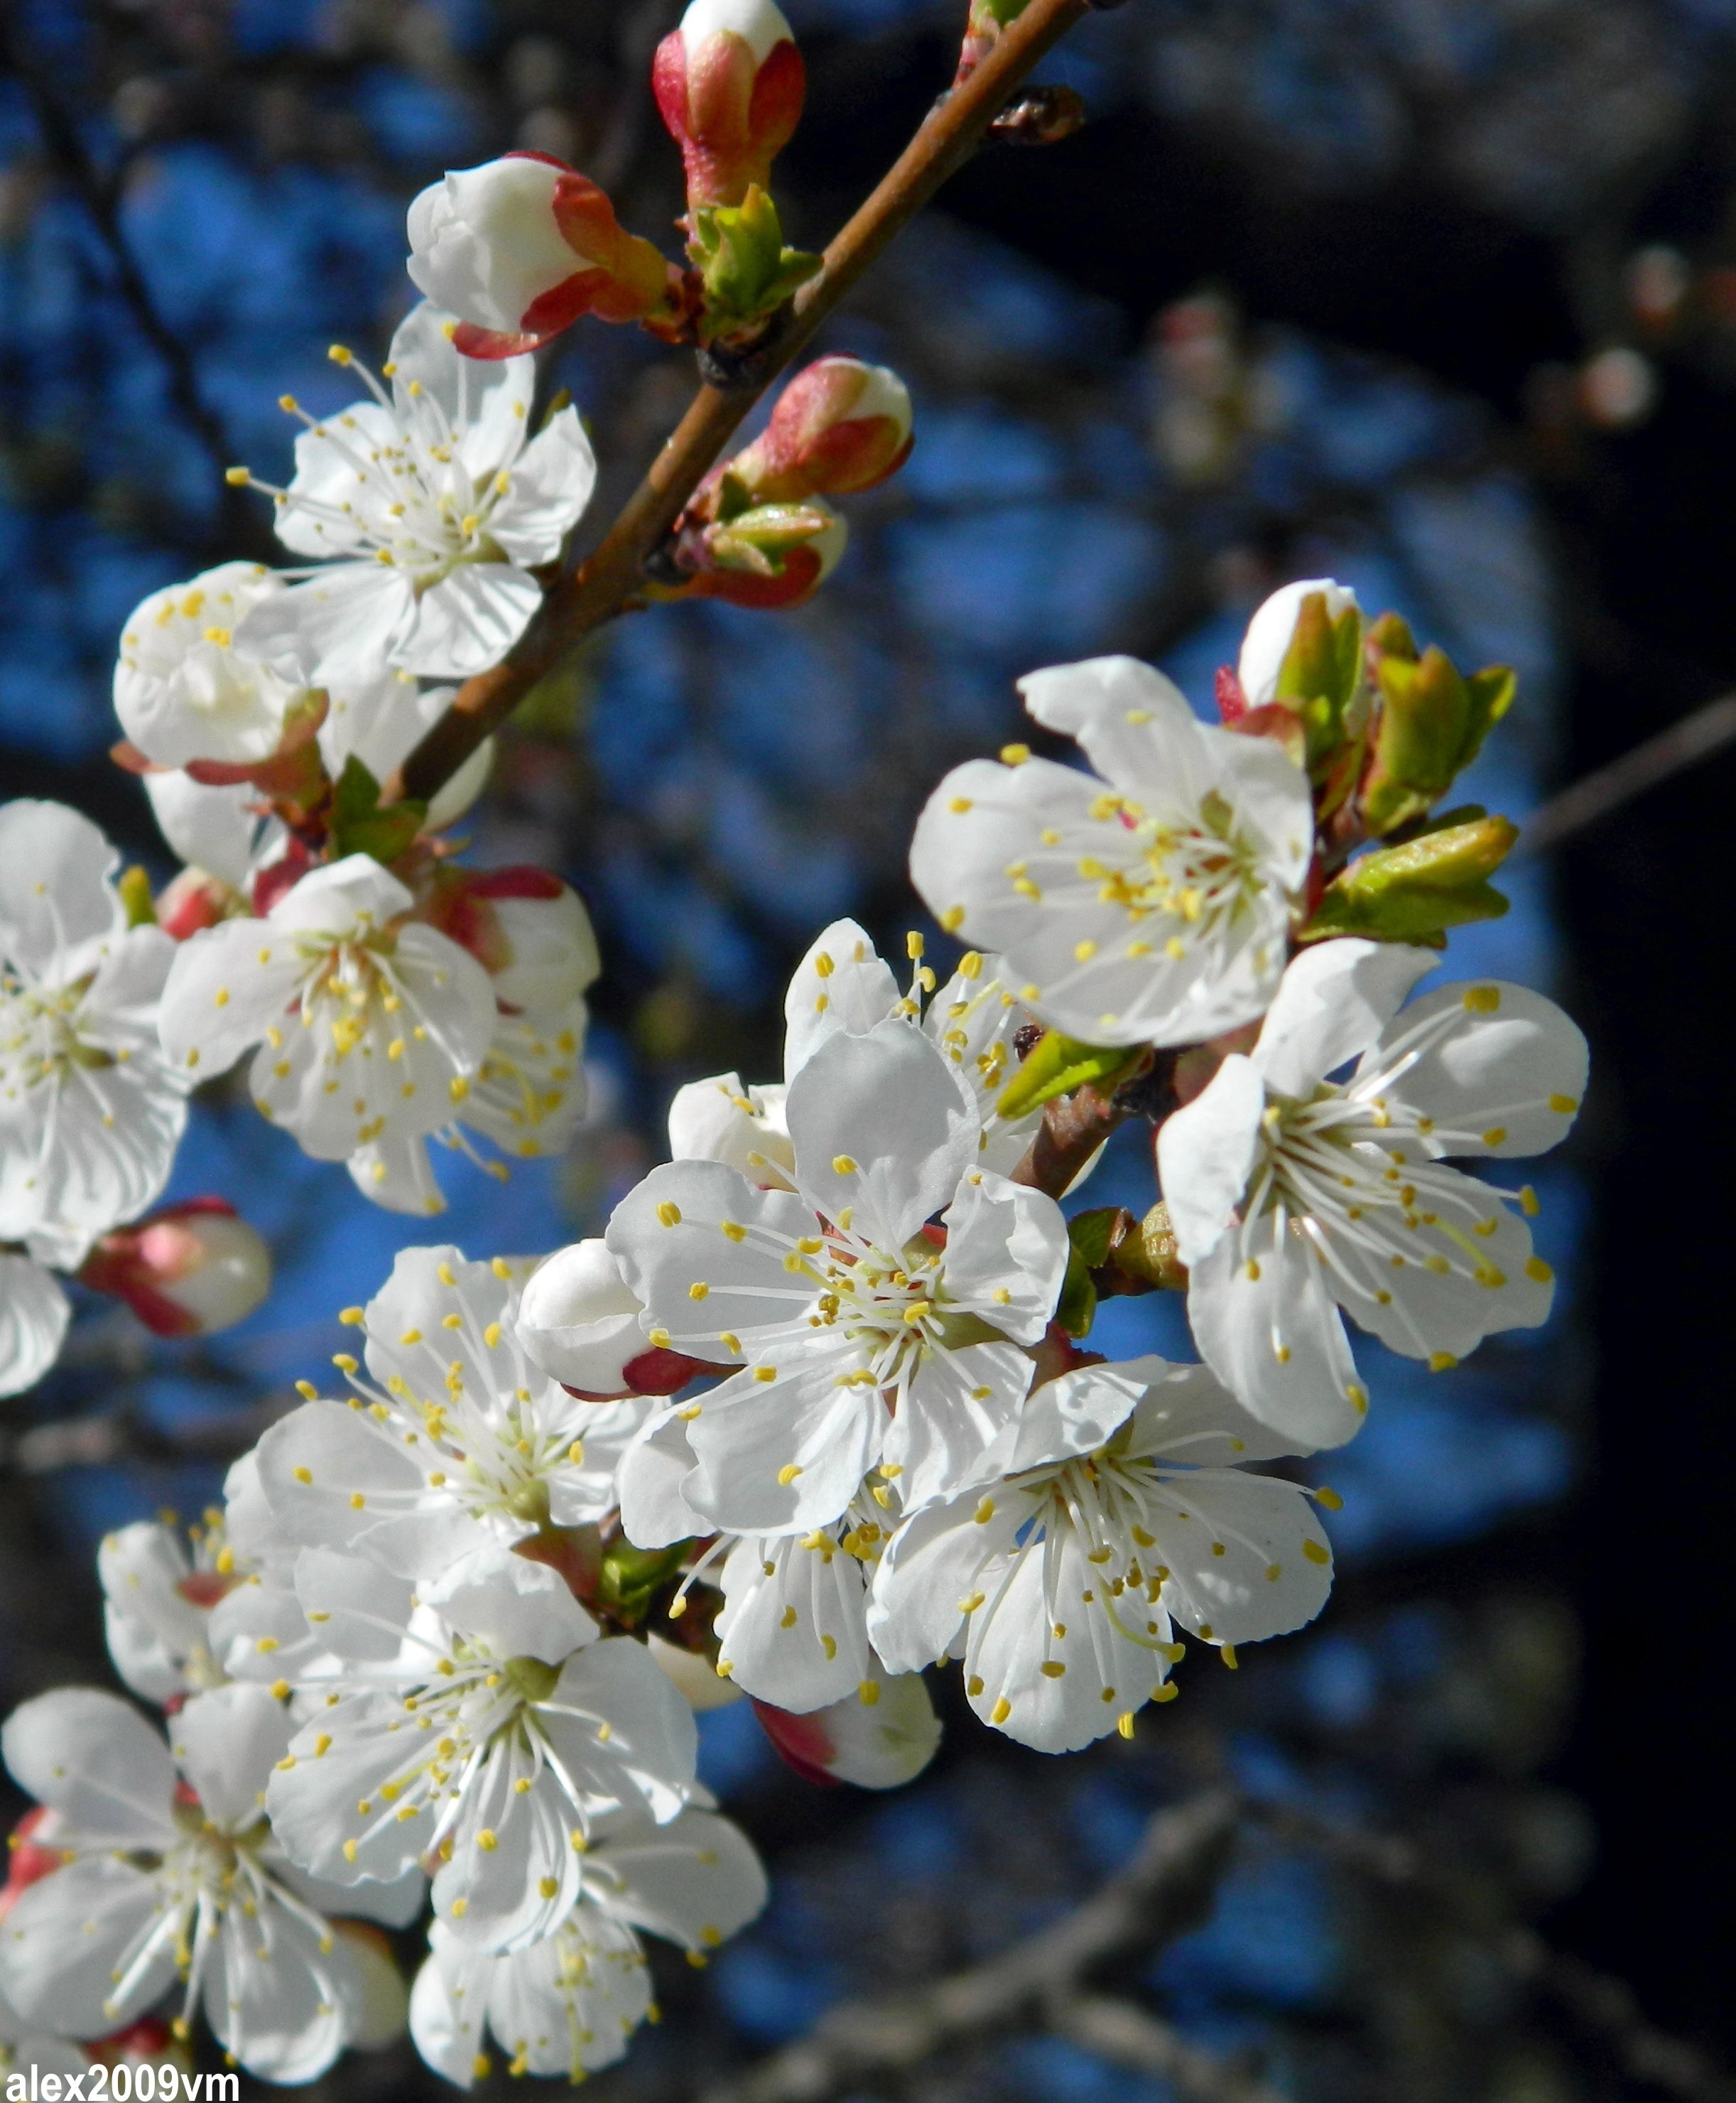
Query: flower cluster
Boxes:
[{"xmin": 0, "ymin": 21, "xmax": 1592, "ymax": 2086}]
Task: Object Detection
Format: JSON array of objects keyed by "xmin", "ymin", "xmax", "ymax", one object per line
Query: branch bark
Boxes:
[
  {"xmin": 695, "ymin": 1788, "xmax": 1241, "ymax": 2103},
  {"xmin": 1517, "ymin": 690, "xmax": 1736, "ymax": 857},
  {"xmin": 384, "ymin": 0, "xmax": 1091, "ymax": 809},
  {"xmin": 1052, "ymin": 1995, "xmax": 1289, "ymax": 2103}
]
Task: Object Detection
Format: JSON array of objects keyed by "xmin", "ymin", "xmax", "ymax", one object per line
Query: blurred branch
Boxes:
[
  {"xmin": 1519, "ymin": 691, "xmax": 1736, "ymax": 856},
  {"xmin": 0, "ymin": 1396, "xmax": 291, "ymax": 1477},
  {"xmin": 386, "ymin": 0, "xmax": 1092, "ymax": 809},
  {"xmin": 1052, "ymin": 1996, "xmax": 1288, "ymax": 2103},
  {"xmin": 1, "ymin": 6, "xmax": 234, "ymax": 489},
  {"xmin": 696, "ymin": 1788, "xmax": 1241, "ymax": 2103},
  {"xmin": 1261, "ymin": 1805, "xmax": 1736, "ymax": 2103}
]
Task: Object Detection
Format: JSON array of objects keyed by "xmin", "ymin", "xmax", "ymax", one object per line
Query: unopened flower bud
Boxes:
[
  {"xmin": 728, "ymin": 357, "xmax": 914, "ymax": 502},
  {"xmin": 653, "ymin": 0, "xmax": 805, "ymax": 213},
  {"xmin": 752, "ymin": 1670, "xmax": 941, "ymax": 1788},
  {"xmin": 420, "ymin": 866, "xmax": 601, "ymax": 1012},
  {"xmin": 78, "ymin": 1199, "xmax": 272, "ymax": 1339},
  {"xmin": 1237, "ymin": 576, "xmax": 1362, "ymax": 710},
  {"xmin": 1360, "ymin": 640, "xmax": 1516, "ymax": 836},
  {"xmin": 516, "ymin": 1240, "xmax": 646, "ymax": 1395},
  {"xmin": 671, "ymin": 498, "xmax": 847, "ymax": 610},
  {"xmin": 154, "ymin": 865, "xmax": 240, "ymax": 941},
  {"xmin": 1306, "ymin": 812, "xmax": 1519, "ymax": 944},
  {"xmin": 407, "ymin": 153, "xmax": 684, "ymax": 357},
  {"xmin": 955, "ymin": 0, "xmax": 1029, "ymax": 86}
]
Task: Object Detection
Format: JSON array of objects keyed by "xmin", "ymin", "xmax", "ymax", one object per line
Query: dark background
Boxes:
[{"xmin": 1, "ymin": 1, "xmax": 1731, "ymax": 2094}]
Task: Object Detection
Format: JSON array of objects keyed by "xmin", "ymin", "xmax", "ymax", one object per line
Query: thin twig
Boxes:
[
  {"xmin": 1517, "ymin": 691, "xmax": 1736, "ymax": 857},
  {"xmin": 2, "ymin": 10, "xmax": 233, "ymax": 487},
  {"xmin": 1052, "ymin": 1995, "xmax": 1289, "ymax": 2103},
  {"xmin": 695, "ymin": 1788, "xmax": 1241, "ymax": 2103},
  {"xmin": 385, "ymin": 0, "xmax": 1091, "ymax": 809},
  {"xmin": 1258, "ymin": 1803, "xmax": 1736, "ymax": 2103}
]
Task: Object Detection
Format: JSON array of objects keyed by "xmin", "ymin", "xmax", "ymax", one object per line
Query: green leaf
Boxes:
[
  {"xmin": 330, "ymin": 755, "xmax": 426, "ymax": 865},
  {"xmin": 1066, "ymin": 1206, "xmax": 1122, "ymax": 1272},
  {"xmin": 995, "ymin": 1030, "xmax": 1144, "ymax": 1121},
  {"xmin": 1056, "ymin": 1241, "xmax": 1097, "ymax": 1339},
  {"xmin": 1306, "ymin": 813, "xmax": 1518, "ymax": 944}
]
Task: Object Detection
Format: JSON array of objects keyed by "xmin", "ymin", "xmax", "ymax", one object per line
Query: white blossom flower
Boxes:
[
  {"xmin": 869, "ymin": 1356, "xmax": 1333, "ymax": 1753},
  {"xmin": 0, "ymin": 801, "xmax": 188, "ymax": 1282},
  {"xmin": 235, "ymin": 303, "xmax": 596, "ymax": 684},
  {"xmin": 265, "ymin": 1552, "xmax": 696, "ymax": 1955},
  {"xmin": 158, "ymin": 854, "xmax": 497, "ymax": 1166},
  {"xmin": 114, "ymin": 563, "xmax": 316, "ymax": 771},
  {"xmin": 0, "ymin": 1254, "xmax": 71, "ymax": 1401},
  {"xmin": 909, "ymin": 655, "xmax": 1313, "ymax": 1049},
  {"xmin": 408, "ymin": 1806, "xmax": 766, "ymax": 2087},
  {"xmin": 0, "ymin": 1684, "xmax": 421, "ymax": 2081},
  {"xmin": 347, "ymin": 873, "xmax": 598, "ymax": 1216},
  {"xmin": 605, "ymin": 1018, "xmax": 1070, "ymax": 1532},
  {"xmin": 1157, "ymin": 939, "xmax": 1588, "ymax": 1447},
  {"xmin": 97, "ymin": 1452, "xmax": 335, "ymax": 1706},
  {"xmin": 254, "ymin": 1245, "xmax": 647, "ymax": 1586}
]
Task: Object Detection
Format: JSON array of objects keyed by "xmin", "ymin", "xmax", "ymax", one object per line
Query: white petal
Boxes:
[
  {"xmin": 1187, "ymin": 1228, "xmax": 1369, "ymax": 1448},
  {"xmin": 0, "ymin": 801, "xmax": 123, "ymax": 981},
  {"xmin": 888, "ymin": 1339, "xmax": 1034, "ymax": 1508},
  {"xmin": 1122, "ymin": 1356, "xmax": 1310, "ymax": 1466},
  {"xmin": 1328, "ymin": 1190, "xmax": 1553, "ymax": 1361},
  {"xmin": 1252, "ymin": 939, "xmax": 1438, "ymax": 1100},
  {"xmin": 715, "ymin": 1532, "xmax": 872, "ymax": 1710},
  {"xmin": 432, "ymin": 1748, "xmax": 582, "ymax": 1955},
  {"xmin": 292, "ymin": 1546, "xmax": 420, "ymax": 1662},
  {"xmin": 517, "ymin": 1238, "xmax": 646, "ymax": 1392},
  {"xmin": 606, "ymin": 1158, "xmax": 813, "ymax": 1358},
  {"xmin": 0, "ymin": 1257, "xmax": 70, "ymax": 1399},
  {"xmin": 408, "ymin": 1934, "xmax": 494, "ymax": 2087},
  {"xmin": 243, "ymin": 564, "xmax": 420, "ymax": 690},
  {"xmin": 867, "ymin": 1486, "xmax": 1026, "ymax": 1676},
  {"xmin": 536, "ymin": 1638, "xmax": 698, "ymax": 1826},
  {"xmin": 668, "ymin": 1071, "xmax": 796, "ymax": 1189},
  {"xmin": 206, "ymin": 1893, "xmax": 348, "ymax": 2082},
  {"xmin": 1370, "ymin": 980, "xmax": 1588, "ymax": 1159},
  {"xmin": 1156, "ymin": 1052, "xmax": 1265, "ymax": 1265},
  {"xmin": 459, "ymin": 1000, "xmax": 590, "ymax": 1159},
  {"xmin": 98, "ymin": 1520, "xmax": 204, "ymax": 1700},
  {"xmin": 785, "ymin": 1020, "xmax": 977, "ymax": 1250},
  {"xmin": 1237, "ymin": 577, "xmax": 1359, "ymax": 707},
  {"xmin": 685, "ymin": 1358, "xmax": 886, "ymax": 1535},
  {"xmin": 1004, "ymin": 1358, "xmax": 1152, "ymax": 1470},
  {"xmin": 617, "ymin": 1405, "xmax": 710, "ymax": 1549},
  {"xmin": 159, "ymin": 916, "xmax": 305, "ymax": 1078},
  {"xmin": 0, "ymin": 1855, "xmax": 170, "ymax": 2036},
  {"xmin": 938, "ymin": 1168, "xmax": 1067, "ymax": 1344},
  {"xmin": 488, "ymin": 407, "xmax": 597, "ymax": 566},
  {"xmin": 1, "ymin": 1687, "xmax": 175, "ymax": 1847},
  {"xmin": 768, "ymin": 1669, "xmax": 940, "ymax": 1788},
  {"xmin": 586, "ymin": 1807, "xmax": 767, "ymax": 1952},
  {"xmin": 1146, "ymin": 1470, "xmax": 1333, "ymax": 1646},
  {"xmin": 349, "ymin": 1130, "xmax": 448, "ymax": 1216},
  {"xmin": 394, "ymin": 565, "xmax": 543, "ymax": 680},
  {"xmin": 170, "ymin": 1682, "xmax": 296, "ymax": 1827},
  {"xmin": 782, "ymin": 918, "xmax": 900, "ymax": 1077},
  {"xmin": 145, "ymin": 770, "xmax": 283, "ymax": 892},
  {"xmin": 426, "ymin": 1550, "xmax": 597, "ymax": 1665}
]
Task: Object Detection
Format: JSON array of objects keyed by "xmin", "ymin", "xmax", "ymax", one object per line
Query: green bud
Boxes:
[
  {"xmin": 597, "ymin": 1538, "xmax": 693, "ymax": 1627},
  {"xmin": 706, "ymin": 501, "xmax": 836, "ymax": 577},
  {"xmin": 116, "ymin": 865, "xmax": 157, "ymax": 929},
  {"xmin": 1274, "ymin": 590, "xmax": 1367, "ymax": 768},
  {"xmin": 1306, "ymin": 813, "xmax": 1518, "ymax": 945},
  {"xmin": 691, "ymin": 186, "xmax": 821, "ymax": 344},
  {"xmin": 1362, "ymin": 645, "xmax": 1515, "ymax": 836},
  {"xmin": 995, "ymin": 1030, "xmax": 1146, "ymax": 1122},
  {"xmin": 329, "ymin": 755, "xmax": 425, "ymax": 867},
  {"xmin": 1056, "ymin": 1241, "xmax": 1097, "ymax": 1339}
]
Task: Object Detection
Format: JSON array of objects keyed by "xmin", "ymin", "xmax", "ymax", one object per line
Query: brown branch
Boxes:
[
  {"xmin": 385, "ymin": 0, "xmax": 1091, "ymax": 809},
  {"xmin": 1052, "ymin": 1996, "xmax": 1289, "ymax": 2103},
  {"xmin": 695, "ymin": 1788, "xmax": 1241, "ymax": 2103},
  {"xmin": 1517, "ymin": 691, "xmax": 1736, "ymax": 857}
]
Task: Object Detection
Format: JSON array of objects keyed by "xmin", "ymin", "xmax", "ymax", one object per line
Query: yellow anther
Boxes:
[
  {"xmin": 1000, "ymin": 742, "xmax": 1031, "ymax": 765},
  {"xmin": 656, "ymin": 1201, "xmax": 683, "ymax": 1228}
]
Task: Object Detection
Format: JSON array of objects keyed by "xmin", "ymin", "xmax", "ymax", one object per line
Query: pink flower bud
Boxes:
[
  {"xmin": 653, "ymin": 0, "xmax": 806, "ymax": 212},
  {"xmin": 678, "ymin": 499, "xmax": 847, "ymax": 610},
  {"xmin": 516, "ymin": 1240, "xmax": 719, "ymax": 1399},
  {"xmin": 407, "ymin": 153, "xmax": 684, "ymax": 358},
  {"xmin": 729, "ymin": 357, "xmax": 914, "ymax": 502},
  {"xmin": 154, "ymin": 866, "xmax": 237, "ymax": 941},
  {"xmin": 752, "ymin": 1671, "xmax": 942, "ymax": 1789},
  {"xmin": 78, "ymin": 1199, "xmax": 272, "ymax": 1339},
  {"xmin": 1, "ymin": 1807, "xmax": 60, "ymax": 1918}
]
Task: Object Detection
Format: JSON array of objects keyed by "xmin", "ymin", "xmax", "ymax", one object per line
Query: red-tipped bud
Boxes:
[
  {"xmin": 407, "ymin": 154, "xmax": 685, "ymax": 357},
  {"xmin": 1, "ymin": 1807, "xmax": 62, "ymax": 1919},
  {"xmin": 155, "ymin": 866, "xmax": 238, "ymax": 941},
  {"xmin": 517, "ymin": 1241, "xmax": 722, "ymax": 1398},
  {"xmin": 729, "ymin": 357, "xmax": 914, "ymax": 502},
  {"xmin": 653, "ymin": 0, "xmax": 805, "ymax": 212},
  {"xmin": 672, "ymin": 498, "xmax": 847, "ymax": 610},
  {"xmin": 753, "ymin": 1671, "xmax": 942, "ymax": 1789},
  {"xmin": 79, "ymin": 1199, "xmax": 272, "ymax": 1339},
  {"xmin": 418, "ymin": 865, "xmax": 601, "ymax": 1012}
]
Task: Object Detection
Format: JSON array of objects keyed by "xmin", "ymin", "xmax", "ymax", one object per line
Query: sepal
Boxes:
[{"xmin": 1303, "ymin": 813, "xmax": 1517, "ymax": 944}]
